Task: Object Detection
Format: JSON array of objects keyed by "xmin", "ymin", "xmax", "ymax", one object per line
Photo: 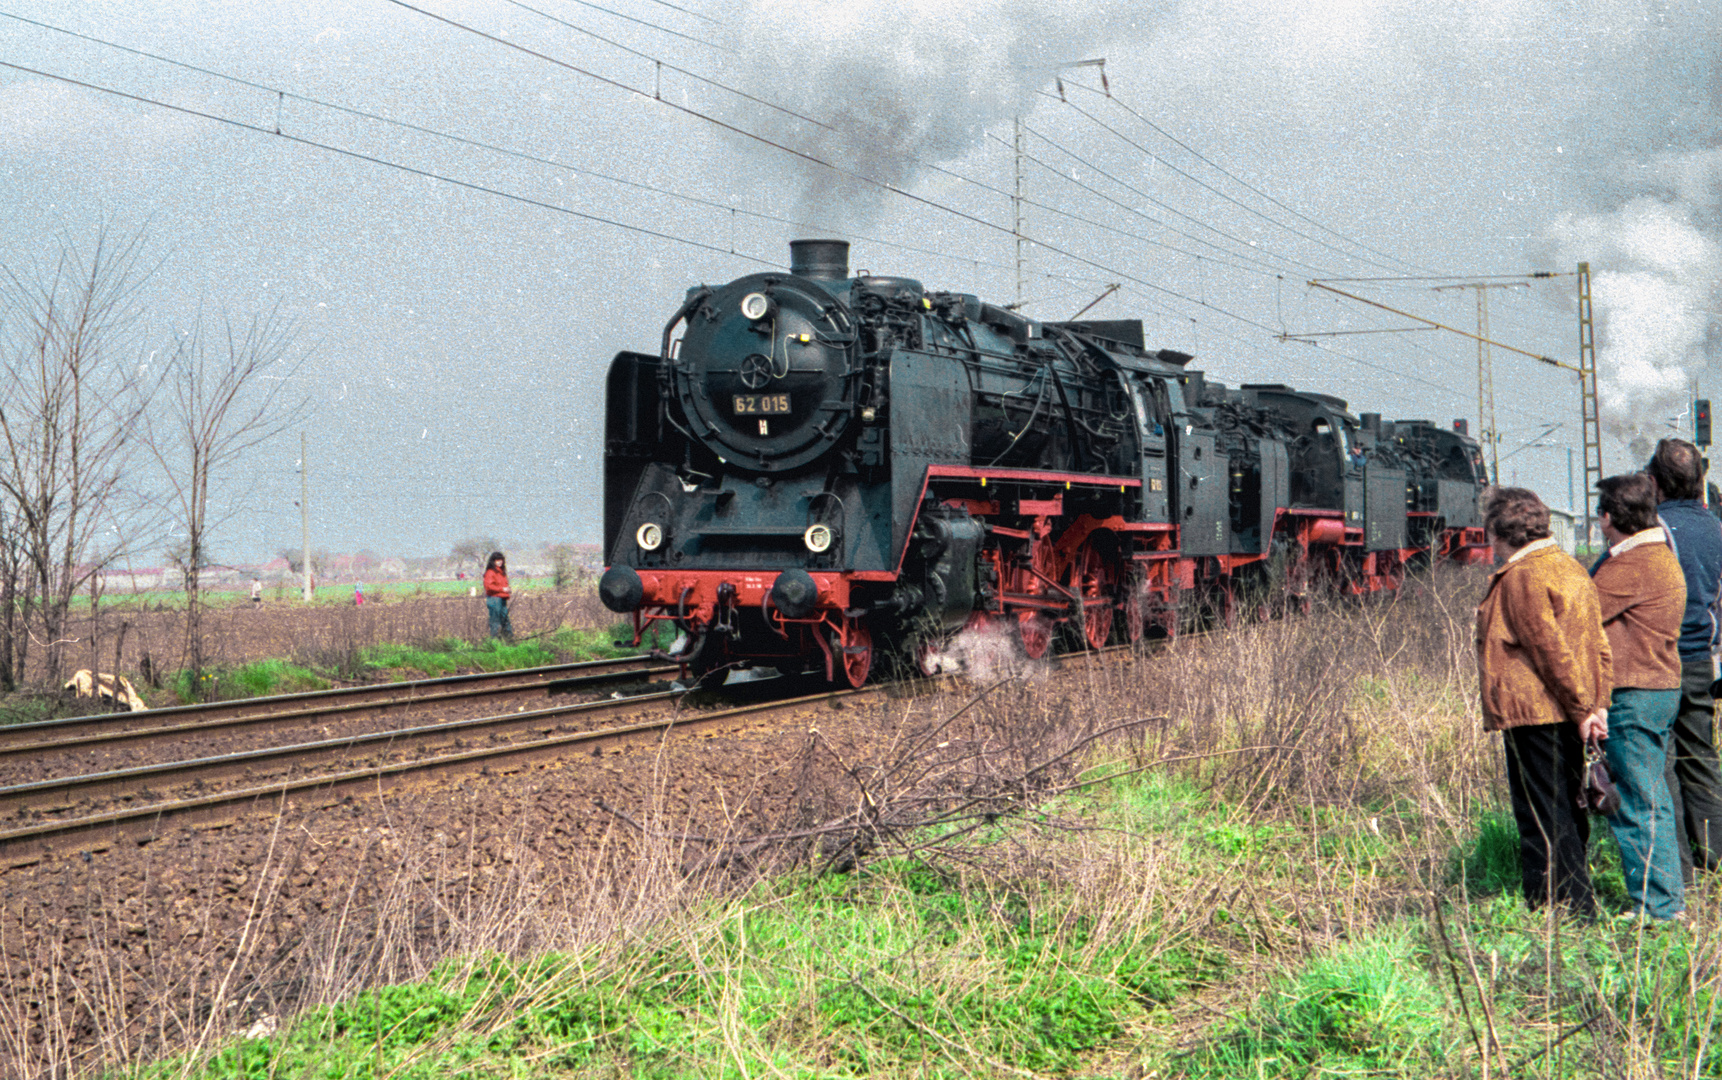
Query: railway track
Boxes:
[
  {"xmin": 0, "ymin": 681, "xmax": 868, "ymax": 870},
  {"xmin": 0, "ymin": 636, "xmax": 1156, "ymax": 872},
  {"xmin": 0, "ymin": 654, "xmax": 676, "ymax": 775}
]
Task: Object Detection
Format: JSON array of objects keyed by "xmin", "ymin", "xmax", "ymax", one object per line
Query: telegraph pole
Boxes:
[
  {"xmin": 300, "ymin": 431, "xmax": 312, "ymax": 602},
  {"xmin": 1011, "ymin": 58, "xmax": 1106, "ymax": 311},
  {"xmin": 1431, "ymin": 280, "xmax": 1531, "ymax": 485},
  {"xmin": 1301, "ymin": 270, "xmax": 1598, "ymax": 540},
  {"xmin": 1013, "ymin": 116, "xmax": 1026, "ymax": 309}
]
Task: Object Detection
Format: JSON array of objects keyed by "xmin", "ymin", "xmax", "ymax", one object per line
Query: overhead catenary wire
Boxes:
[
  {"xmin": 9, "ymin": 56, "xmax": 1523, "ymax": 427},
  {"xmin": 528, "ymin": 0, "xmax": 725, "ymax": 47},
  {"xmin": 2, "ymin": 8, "xmax": 1561, "ymax": 426},
  {"xmin": 1037, "ymin": 87, "xmax": 1417, "ymax": 277},
  {"xmin": 0, "ymin": 59, "xmax": 785, "ymax": 269},
  {"xmin": 0, "ymin": 9, "xmax": 1102, "ymax": 289},
  {"xmin": 481, "ymin": 0, "xmax": 1024, "ymax": 206},
  {"xmin": 369, "ymin": 1, "xmax": 1347, "ymax": 336},
  {"xmin": 3, "ymin": 54, "xmax": 1544, "ymax": 428},
  {"xmin": 1060, "ymin": 78, "xmax": 1438, "ymax": 277},
  {"xmin": 597, "ymin": 0, "xmax": 721, "ymax": 25},
  {"xmin": 1003, "ymin": 127, "xmax": 1331, "ymax": 277}
]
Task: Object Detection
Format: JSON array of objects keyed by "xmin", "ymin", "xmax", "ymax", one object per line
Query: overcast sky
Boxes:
[{"xmin": 2, "ymin": 0, "xmax": 1718, "ymax": 564}]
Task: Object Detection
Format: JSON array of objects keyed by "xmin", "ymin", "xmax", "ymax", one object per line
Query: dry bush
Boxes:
[
  {"xmin": 1120, "ymin": 566, "xmax": 1493, "ymax": 819},
  {"xmin": 0, "ymin": 789, "xmax": 724, "ymax": 1079}
]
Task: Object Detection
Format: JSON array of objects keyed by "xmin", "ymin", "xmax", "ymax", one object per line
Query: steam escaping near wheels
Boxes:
[{"xmin": 917, "ymin": 620, "xmax": 1050, "ymax": 684}]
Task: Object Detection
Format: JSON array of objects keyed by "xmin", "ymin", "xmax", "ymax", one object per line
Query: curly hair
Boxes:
[
  {"xmin": 1597, "ymin": 473, "xmax": 1659, "ymax": 535},
  {"xmin": 1483, "ymin": 486, "xmax": 1551, "ymax": 549},
  {"xmin": 1647, "ymin": 437, "xmax": 1704, "ymax": 501}
]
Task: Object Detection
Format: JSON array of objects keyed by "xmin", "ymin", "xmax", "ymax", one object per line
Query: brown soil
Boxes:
[{"xmin": 1, "ymin": 662, "xmax": 1097, "ymax": 1076}]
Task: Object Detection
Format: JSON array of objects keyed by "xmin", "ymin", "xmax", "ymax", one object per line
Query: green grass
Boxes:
[
  {"xmin": 116, "ymin": 778, "xmax": 1232, "ymax": 1080},
  {"xmin": 151, "ymin": 620, "xmax": 672, "ymax": 705},
  {"xmin": 356, "ymin": 623, "xmax": 671, "ymax": 680},
  {"xmin": 1453, "ymin": 806, "xmax": 1522, "ymax": 896},
  {"xmin": 359, "ymin": 637, "xmax": 559, "ymax": 678},
  {"xmin": 122, "ymin": 864, "xmax": 1225, "ymax": 1079},
  {"xmin": 1179, "ymin": 928, "xmax": 1445, "ymax": 1078},
  {"xmin": 97, "ymin": 575, "xmax": 569, "ymax": 611},
  {"xmin": 95, "ymin": 776, "xmax": 1722, "ymax": 1080},
  {"xmin": 170, "ymin": 659, "xmax": 330, "ymax": 704}
]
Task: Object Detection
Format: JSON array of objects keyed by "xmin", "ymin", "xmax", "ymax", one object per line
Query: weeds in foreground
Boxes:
[{"xmin": 7, "ymin": 568, "xmax": 1722, "ymax": 1078}]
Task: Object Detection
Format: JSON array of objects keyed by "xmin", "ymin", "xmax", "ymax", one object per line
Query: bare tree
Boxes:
[
  {"xmin": 143, "ymin": 310, "xmax": 306, "ymax": 687},
  {"xmin": 450, "ymin": 536, "xmax": 500, "ymax": 570},
  {"xmin": 0, "ymin": 231, "xmax": 155, "ymax": 690}
]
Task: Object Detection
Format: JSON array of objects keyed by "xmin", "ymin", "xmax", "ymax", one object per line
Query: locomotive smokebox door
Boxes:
[{"xmin": 669, "ymin": 270, "xmax": 859, "ymax": 474}]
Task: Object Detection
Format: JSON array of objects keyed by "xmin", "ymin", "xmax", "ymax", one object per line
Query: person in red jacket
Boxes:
[{"xmin": 483, "ymin": 551, "xmax": 513, "ymax": 641}]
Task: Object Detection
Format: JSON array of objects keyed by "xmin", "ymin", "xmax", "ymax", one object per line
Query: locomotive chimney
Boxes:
[
  {"xmin": 1360, "ymin": 413, "xmax": 1381, "ymax": 437},
  {"xmin": 790, "ymin": 239, "xmax": 850, "ymax": 280}
]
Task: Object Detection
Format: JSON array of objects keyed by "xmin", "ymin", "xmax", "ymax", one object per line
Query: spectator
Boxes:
[
  {"xmin": 483, "ymin": 551, "xmax": 514, "ymax": 641},
  {"xmin": 1476, "ymin": 487, "xmax": 1611, "ymax": 919},
  {"xmin": 1648, "ymin": 438, "xmax": 1722, "ymax": 874},
  {"xmin": 251, "ymin": 578, "xmax": 262, "ymax": 608},
  {"xmin": 1592, "ymin": 474, "xmax": 1687, "ymax": 921},
  {"xmin": 354, "ymin": 581, "xmax": 365, "ymax": 607}
]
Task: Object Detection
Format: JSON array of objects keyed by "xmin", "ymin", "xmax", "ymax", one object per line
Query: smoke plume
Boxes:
[
  {"xmin": 720, "ymin": 0, "xmax": 1124, "ymax": 233},
  {"xmin": 1539, "ymin": 147, "xmax": 1722, "ymax": 444}
]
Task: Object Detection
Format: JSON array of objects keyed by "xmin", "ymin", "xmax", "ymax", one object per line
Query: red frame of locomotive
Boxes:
[{"xmin": 620, "ymin": 464, "xmax": 1491, "ymax": 687}]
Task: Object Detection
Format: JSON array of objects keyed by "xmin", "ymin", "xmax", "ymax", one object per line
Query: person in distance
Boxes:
[
  {"xmin": 1476, "ymin": 487, "xmax": 1610, "ymax": 919},
  {"xmin": 1591, "ymin": 473, "xmax": 1686, "ymax": 921},
  {"xmin": 484, "ymin": 551, "xmax": 514, "ymax": 642}
]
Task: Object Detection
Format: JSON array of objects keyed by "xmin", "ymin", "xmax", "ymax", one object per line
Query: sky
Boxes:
[{"xmin": 2, "ymin": 0, "xmax": 1718, "ymax": 563}]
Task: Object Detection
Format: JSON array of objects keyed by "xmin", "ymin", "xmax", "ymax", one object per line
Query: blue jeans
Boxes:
[
  {"xmin": 1604, "ymin": 688, "xmax": 1685, "ymax": 919},
  {"xmin": 487, "ymin": 596, "xmax": 513, "ymax": 640}
]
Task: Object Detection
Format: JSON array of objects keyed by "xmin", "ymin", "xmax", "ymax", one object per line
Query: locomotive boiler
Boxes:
[{"xmin": 600, "ymin": 240, "xmax": 1489, "ymax": 686}]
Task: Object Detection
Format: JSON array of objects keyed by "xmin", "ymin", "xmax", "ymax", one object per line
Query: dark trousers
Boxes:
[
  {"xmin": 1503, "ymin": 723, "xmax": 1595, "ymax": 918},
  {"xmin": 1666, "ymin": 657, "xmax": 1722, "ymax": 875},
  {"xmin": 487, "ymin": 596, "xmax": 513, "ymax": 640}
]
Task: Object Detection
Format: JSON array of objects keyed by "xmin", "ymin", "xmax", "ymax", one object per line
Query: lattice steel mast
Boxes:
[{"xmin": 1578, "ymin": 261, "xmax": 1600, "ymax": 547}]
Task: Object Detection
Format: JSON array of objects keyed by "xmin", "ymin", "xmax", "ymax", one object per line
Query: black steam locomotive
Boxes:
[{"xmin": 600, "ymin": 240, "xmax": 1488, "ymax": 686}]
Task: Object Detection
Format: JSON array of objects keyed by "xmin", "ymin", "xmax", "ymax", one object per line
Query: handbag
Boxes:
[{"xmin": 1578, "ymin": 735, "xmax": 1621, "ymax": 817}]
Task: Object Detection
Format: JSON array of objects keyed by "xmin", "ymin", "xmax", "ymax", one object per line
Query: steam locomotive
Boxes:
[{"xmin": 599, "ymin": 240, "xmax": 1489, "ymax": 686}]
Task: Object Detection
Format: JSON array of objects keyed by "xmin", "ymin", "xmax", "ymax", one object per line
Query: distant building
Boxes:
[{"xmin": 1548, "ymin": 508, "xmax": 1579, "ymax": 554}]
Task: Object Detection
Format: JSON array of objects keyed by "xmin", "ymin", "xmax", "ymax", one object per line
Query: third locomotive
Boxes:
[{"xmin": 600, "ymin": 239, "xmax": 1489, "ymax": 686}]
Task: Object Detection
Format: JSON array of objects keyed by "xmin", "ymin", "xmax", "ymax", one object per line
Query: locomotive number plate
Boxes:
[{"xmin": 733, "ymin": 394, "xmax": 790, "ymax": 415}]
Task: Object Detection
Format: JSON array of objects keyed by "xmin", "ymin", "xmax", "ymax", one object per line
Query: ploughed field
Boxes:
[{"xmin": 33, "ymin": 587, "xmax": 612, "ymax": 695}]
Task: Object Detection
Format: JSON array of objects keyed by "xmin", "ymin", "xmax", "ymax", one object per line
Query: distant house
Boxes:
[{"xmin": 1548, "ymin": 508, "xmax": 1580, "ymax": 554}]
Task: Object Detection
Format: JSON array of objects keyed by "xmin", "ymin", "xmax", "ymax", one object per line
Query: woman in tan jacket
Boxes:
[{"xmin": 1477, "ymin": 487, "xmax": 1611, "ymax": 918}]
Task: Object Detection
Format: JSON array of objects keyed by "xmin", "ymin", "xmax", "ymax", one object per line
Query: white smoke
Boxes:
[
  {"xmin": 720, "ymin": 0, "xmax": 1125, "ymax": 232},
  {"xmin": 1539, "ymin": 147, "xmax": 1722, "ymax": 443},
  {"xmin": 918, "ymin": 618, "xmax": 1050, "ymax": 683}
]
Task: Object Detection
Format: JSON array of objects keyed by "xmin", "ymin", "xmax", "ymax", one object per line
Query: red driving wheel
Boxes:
[
  {"xmin": 1018, "ymin": 612, "xmax": 1053, "ymax": 659},
  {"xmin": 1072, "ymin": 545, "xmax": 1115, "ymax": 650},
  {"xmin": 835, "ymin": 619, "xmax": 873, "ymax": 688}
]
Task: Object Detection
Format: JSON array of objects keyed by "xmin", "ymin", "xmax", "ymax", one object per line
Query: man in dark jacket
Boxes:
[{"xmin": 1649, "ymin": 438, "xmax": 1722, "ymax": 873}]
